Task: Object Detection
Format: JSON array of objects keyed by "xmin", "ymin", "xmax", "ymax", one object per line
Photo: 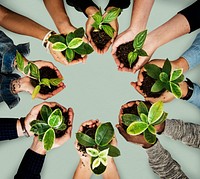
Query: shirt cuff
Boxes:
[{"xmin": 145, "ymin": 140, "xmax": 163, "ymax": 158}]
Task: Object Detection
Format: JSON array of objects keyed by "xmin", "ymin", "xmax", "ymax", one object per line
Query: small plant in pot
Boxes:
[
  {"xmin": 76, "ymin": 122, "xmax": 120, "ymax": 175},
  {"xmin": 48, "ymin": 27, "xmax": 93, "ymax": 62},
  {"xmin": 122, "ymin": 101, "xmax": 168, "ymax": 144},
  {"xmin": 91, "ymin": 7, "xmax": 122, "ymax": 50},
  {"xmin": 16, "ymin": 52, "xmax": 63, "ymax": 99},
  {"xmin": 116, "ymin": 30, "xmax": 148, "ymax": 68},
  {"xmin": 30, "ymin": 105, "xmax": 69, "ymax": 150},
  {"xmin": 141, "ymin": 59, "xmax": 184, "ymax": 98}
]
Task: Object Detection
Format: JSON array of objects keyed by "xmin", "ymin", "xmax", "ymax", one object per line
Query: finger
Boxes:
[
  {"xmin": 51, "ymin": 85, "xmax": 65, "ymax": 96},
  {"xmin": 67, "ymin": 108, "xmax": 74, "ymax": 126},
  {"xmin": 82, "ymin": 55, "xmax": 87, "ymax": 64},
  {"xmin": 116, "ymin": 124, "xmax": 128, "ymax": 139},
  {"xmin": 36, "ymin": 93, "xmax": 53, "ymax": 100},
  {"xmin": 102, "ymin": 41, "xmax": 112, "ymax": 54}
]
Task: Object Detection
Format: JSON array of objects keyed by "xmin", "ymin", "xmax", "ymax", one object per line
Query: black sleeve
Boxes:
[
  {"xmin": 14, "ymin": 149, "xmax": 46, "ymax": 179},
  {"xmin": 178, "ymin": 0, "xmax": 200, "ymax": 32},
  {"xmin": 105, "ymin": 0, "xmax": 131, "ymax": 10},
  {"xmin": 0, "ymin": 118, "xmax": 18, "ymax": 141}
]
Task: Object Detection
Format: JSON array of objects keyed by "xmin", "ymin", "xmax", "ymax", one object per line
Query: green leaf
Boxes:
[
  {"xmin": 90, "ymin": 157, "xmax": 106, "ymax": 175},
  {"xmin": 162, "ymin": 59, "xmax": 171, "ymax": 76},
  {"xmin": 171, "ymin": 74, "xmax": 184, "ymax": 84},
  {"xmin": 30, "ymin": 122, "xmax": 50, "ymax": 135},
  {"xmin": 30, "ymin": 63, "xmax": 40, "ymax": 80},
  {"xmin": 32, "ymin": 85, "xmax": 41, "ymax": 99},
  {"xmin": 40, "ymin": 78, "xmax": 51, "ymax": 88},
  {"xmin": 137, "ymin": 102, "xmax": 148, "ymax": 116},
  {"xmin": 30, "ymin": 119, "xmax": 46, "ymax": 126},
  {"xmin": 40, "ymin": 105, "xmax": 52, "ymax": 122},
  {"xmin": 55, "ymin": 123, "xmax": 67, "ymax": 131},
  {"xmin": 140, "ymin": 113, "xmax": 148, "ymax": 123},
  {"xmin": 66, "ymin": 32, "xmax": 75, "ymax": 44},
  {"xmin": 101, "ymin": 24, "xmax": 114, "ymax": 38},
  {"xmin": 137, "ymin": 49, "xmax": 148, "ymax": 56},
  {"xmin": 126, "ymin": 121, "xmax": 148, "ymax": 135},
  {"xmin": 52, "ymin": 42, "xmax": 67, "ymax": 51},
  {"xmin": 152, "ymin": 112, "xmax": 168, "ymax": 126},
  {"xmin": 122, "ymin": 113, "xmax": 140, "ymax": 126},
  {"xmin": 74, "ymin": 27, "xmax": 84, "ymax": 38},
  {"xmin": 148, "ymin": 125, "xmax": 156, "ymax": 134},
  {"xmin": 151, "ymin": 80, "xmax": 165, "ymax": 93},
  {"xmin": 170, "ymin": 68, "xmax": 183, "ymax": 81},
  {"xmin": 86, "ymin": 148, "xmax": 99, "ymax": 157},
  {"xmin": 95, "ymin": 122, "xmax": 114, "ymax": 146},
  {"xmin": 128, "ymin": 51, "xmax": 138, "ymax": 67},
  {"xmin": 144, "ymin": 129, "xmax": 157, "ymax": 144},
  {"xmin": 148, "ymin": 101, "xmax": 164, "ymax": 124},
  {"xmin": 133, "ymin": 30, "xmax": 147, "ymax": 50},
  {"xmin": 74, "ymin": 43, "xmax": 94, "ymax": 55},
  {"xmin": 170, "ymin": 82, "xmax": 182, "ymax": 98},
  {"xmin": 144, "ymin": 64, "xmax": 161, "ymax": 79},
  {"xmin": 16, "ymin": 51, "xmax": 24, "ymax": 71},
  {"xmin": 49, "ymin": 78, "xmax": 63, "ymax": 86},
  {"xmin": 38, "ymin": 134, "xmax": 44, "ymax": 142},
  {"xmin": 98, "ymin": 144, "xmax": 120, "ymax": 157},
  {"xmin": 24, "ymin": 64, "xmax": 30, "ymax": 75},
  {"xmin": 48, "ymin": 108, "xmax": 63, "ymax": 128},
  {"xmin": 48, "ymin": 35, "xmax": 65, "ymax": 44},
  {"xmin": 76, "ymin": 132, "xmax": 96, "ymax": 147},
  {"xmin": 65, "ymin": 48, "xmax": 75, "ymax": 62},
  {"xmin": 43, "ymin": 128, "xmax": 55, "ymax": 150},
  {"xmin": 92, "ymin": 158, "xmax": 101, "ymax": 170},
  {"xmin": 99, "ymin": 148, "xmax": 109, "ymax": 158},
  {"xmin": 159, "ymin": 72, "xmax": 169, "ymax": 83},
  {"xmin": 92, "ymin": 11, "xmax": 103, "ymax": 24},
  {"xmin": 102, "ymin": 8, "xmax": 121, "ymax": 23},
  {"xmin": 99, "ymin": 157, "xmax": 107, "ymax": 167},
  {"xmin": 92, "ymin": 22, "xmax": 100, "ymax": 30},
  {"xmin": 68, "ymin": 38, "xmax": 83, "ymax": 49}
]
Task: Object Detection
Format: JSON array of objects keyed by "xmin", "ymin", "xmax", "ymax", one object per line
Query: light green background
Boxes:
[{"xmin": 0, "ymin": 0, "xmax": 199, "ymax": 178}]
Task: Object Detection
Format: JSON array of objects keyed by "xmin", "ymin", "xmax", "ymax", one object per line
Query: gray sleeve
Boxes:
[
  {"xmin": 163, "ymin": 119, "xmax": 200, "ymax": 148},
  {"xmin": 146, "ymin": 140, "xmax": 188, "ymax": 179}
]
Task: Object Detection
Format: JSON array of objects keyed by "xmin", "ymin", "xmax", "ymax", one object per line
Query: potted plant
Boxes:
[
  {"xmin": 91, "ymin": 7, "xmax": 122, "ymax": 50},
  {"xmin": 48, "ymin": 27, "xmax": 93, "ymax": 62},
  {"xmin": 76, "ymin": 122, "xmax": 120, "ymax": 175},
  {"xmin": 16, "ymin": 52, "xmax": 63, "ymax": 99},
  {"xmin": 116, "ymin": 30, "xmax": 148, "ymax": 68},
  {"xmin": 121, "ymin": 101, "xmax": 168, "ymax": 144},
  {"xmin": 140, "ymin": 59, "xmax": 184, "ymax": 98},
  {"xmin": 30, "ymin": 104, "xmax": 69, "ymax": 150}
]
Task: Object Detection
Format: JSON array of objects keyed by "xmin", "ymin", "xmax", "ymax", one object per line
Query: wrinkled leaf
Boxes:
[
  {"xmin": 16, "ymin": 51, "xmax": 24, "ymax": 71},
  {"xmin": 148, "ymin": 101, "xmax": 164, "ymax": 124},
  {"xmin": 66, "ymin": 32, "xmax": 75, "ymax": 44},
  {"xmin": 74, "ymin": 27, "xmax": 84, "ymax": 38},
  {"xmin": 48, "ymin": 108, "xmax": 63, "ymax": 128},
  {"xmin": 40, "ymin": 105, "xmax": 52, "ymax": 122},
  {"xmin": 159, "ymin": 72, "xmax": 169, "ymax": 83},
  {"xmin": 151, "ymin": 80, "xmax": 165, "ymax": 93},
  {"xmin": 144, "ymin": 64, "xmax": 161, "ymax": 79},
  {"xmin": 65, "ymin": 48, "xmax": 75, "ymax": 62},
  {"xmin": 48, "ymin": 35, "xmax": 65, "ymax": 44},
  {"xmin": 43, "ymin": 128, "xmax": 55, "ymax": 150},
  {"xmin": 127, "ymin": 121, "xmax": 148, "ymax": 135},
  {"xmin": 74, "ymin": 43, "xmax": 94, "ymax": 55},
  {"xmin": 128, "ymin": 51, "xmax": 138, "ymax": 68},
  {"xmin": 170, "ymin": 68, "xmax": 183, "ymax": 81},
  {"xmin": 122, "ymin": 113, "xmax": 140, "ymax": 126},
  {"xmin": 40, "ymin": 78, "xmax": 51, "ymax": 88},
  {"xmin": 76, "ymin": 132, "xmax": 96, "ymax": 147},
  {"xmin": 102, "ymin": 8, "xmax": 121, "ymax": 23},
  {"xmin": 30, "ymin": 63, "xmax": 40, "ymax": 80},
  {"xmin": 153, "ymin": 112, "xmax": 168, "ymax": 126},
  {"xmin": 32, "ymin": 85, "xmax": 41, "ymax": 99},
  {"xmin": 162, "ymin": 59, "xmax": 171, "ymax": 76},
  {"xmin": 144, "ymin": 129, "xmax": 156, "ymax": 144},
  {"xmin": 86, "ymin": 148, "xmax": 99, "ymax": 157},
  {"xmin": 170, "ymin": 82, "xmax": 182, "ymax": 98},
  {"xmin": 133, "ymin": 30, "xmax": 147, "ymax": 50},
  {"xmin": 148, "ymin": 125, "xmax": 156, "ymax": 134},
  {"xmin": 52, "ymin": 42, "xmax": 67, "ymax": 51},
  {"xmin": 92, "ymin": 11, "xmax": 103, "ymax": 24},
  {"xmin": 137, "ymin": 102, "xmax": 148, "ymax": 116},
  {"xmin": 49, "ymin": 78, "xmax": 63, "ymax": 86},
  {"xmin": 68, "ymin": 38, "xmax": 83, "ymax": 49}
]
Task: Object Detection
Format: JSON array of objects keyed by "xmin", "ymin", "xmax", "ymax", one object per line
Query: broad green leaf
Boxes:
[
  {"xmin": 30, "ymin": 119, "xmax": 46, "ymax": 126},
  {"xmin": 16, "ymin": 51, "xmax": 24, "ymax": 71},
  {"xmin": 151, "ymin": 80, "xmax": 165, "ymax": 93},
  {"xmin": 102, "ymin": 8, "xmax": 121, "ymax": 23},
  {"xmin": 171, "ymin": 74, "xmax": 184, "ymax": 84},
  {"xmin": 99, "ymin": 148, "xmax": 109, "ymax": 158},
  {"xmin": 148, "ymin": 101, "xmax": 164, "ymax": 124},
  {"xmin": 170, "ymin": 82, "xmax": 182, "ymax": 98},
  {"xmin": 66, "ymin": 32, "xmax": 75, "ymax": 44},
  {"xmin": 30, "ymin": 63, "xmax": 40, "ymax": 80},
  {"xmin": 144, "ymin": 129, "xmax": 156, "ymax": 144},
  {"xmin": 40, "ymin": 105, "xmax": 52, "ymax": 122},
  {"xmin": 92, "ymin": 22, "xmax": 100, "ymax": 30},
  {"xmin": 153, "ymin": 112, "xmax": 168, "ymax": 126},
  {"xmin": 162, "ymin": 59, "xmax": 171, "ymax": 76},
  {"xmin": 170, "ymin": 68, "xmax": 183, "ymax": 81},
  {"xmin": 68, "ymin": 38, "xmax": 83, "ymax": 49},
  {"xmin": 32, "ymin": 85, "xmax": 41, "ymax": 99},
  {"xmin": 144, "ymin": 64, "xmax": 161, "ymax": 79},
  {"xmin": 40, "ymin": 78, "xmax": 51, "ymax": 88},
  {"xmin": 148, "ymin": 125, "xmax": 156, "ymax": 134},
  {"xmin": 76, "ymin": 132, "xmax": 96, "ymax": 147},
  {"xmin": 159, "ymin": 72, "xmax": 169, "ymax": 83},
  {"xmin": 133, "ymin": 30, "xmax": 147, "ymax": 50},
  {"xmin": 92, "ymin": 11, "xmax": 103, "ymax": 24},
  {"xmin": 48, "ymin": 35, "xmax": 65, "ymax": 44},
  {"xmin": 24, "ymin": 64, "xmax": 30, "ymax": 75},
  {"xmin": 55, "ymin": 123, "xmax": 67, "ymax": 131},
  {"xmin": 99, "ymin": 157, "xmax": 107, "ymax": 166},
  {"xmin": 127, "ymin": 121, "xmax": 148, "ymax": 135},
  {"xmin": 49, "ymin": 78, "xmax": 63, "ymax": 86},
  {"xmin": 30, "ymin": 122, "xmax": 50, "ymax": 135},
  {"xmin": 98, "ymin": 145, "xmax": 120, "ymax": 157},
  {"xmin": 38, "ymin": 134, "xmax": 44, "ymax": 142},
  {"xmin": 74, "ymin": 43, "xmax": 94, "ymax": 55},
  {"xmin": 137, "ymin": 102, "xmax": 148, "ymax": 116},
  {"xmin": 102, "ymin": 24, "xmax": 114, "ymax": 38},
  {"xmin": 95, "ymin": 122, "xmax": 114, "ymax": 146},
  {"xmin": 165, "ymin": 82, "xmax": 171, "ymax": 91},
  {"xmin": 86, "ymin": 148, "xmax": 99, "ymax": 157},
  {"xmin": 140, "ymin": 113, "xmax": 148, "ymax": 123},
  {"xmin": 74, "ymin": 27, "xmax": 84, "ymax": 38},
  {"xmin": 65, "ymin": 48, "xmax": 75, "ymax": 62},
  {"xmin": 43, "ymin": 128, "xmax": 55, "ymax": 150},
  {"xmin": 128, "ymin": 51, "xmax": 138, "ymax": 67},
  {"xmin": 92, "ymin": 158, "xmax": 101, "ymax": 170},
  {"xmin": 122, "ymin": 114, "xmax": 140, "ymax": 126},
  {"xmin": 48, "ymin": 108, "xmax": 63, "ymax": 128},
  {"xmin": 137, "ymin": 49, "xmax": 148, "ymax": 56},
  {"xmin": 52, "ymin": 42, "xmax": 67, "ymax": 51},
  {"xmin": 91, "ymin": 157, "xmax": 106, "ymax": 175}
]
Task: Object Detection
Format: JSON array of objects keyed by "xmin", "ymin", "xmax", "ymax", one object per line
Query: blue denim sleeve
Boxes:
[
  {"xmin": 0, "ymin": 73, "xmax": 20, "ymax": 109},
  {"xmin": 188, "ymin": 83, "xmax": 200, "ymax": 109},
  {"xmin": 0, "ymin": 30, "xmax": 30, "ymax": 74},
  {"xmin": 181, "ymin": 33, "xmax": 200, "ymax": 70}
]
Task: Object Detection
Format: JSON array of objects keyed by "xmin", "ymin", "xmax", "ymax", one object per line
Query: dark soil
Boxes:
[
  {"xmin": 91, "ymin": 27, "xmax": 112, "ymax": 50},
  {"xmin": 140, "ymin": 71, "xmax": 165, "ymax": 98},
  {"xmin": 116, "ymin": 41, "xmax": 137, "ymax": 68},
  {"xmin": 30, "ymin": 66, "xmax": 58, "ymax": 94}
]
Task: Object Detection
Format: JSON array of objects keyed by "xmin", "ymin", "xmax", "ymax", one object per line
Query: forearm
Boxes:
[
  {"xmin": 163, "ymin": 119, "xmax": 200, "ymax": 148},
  {"xmin": 73, "ymin": 160, "xmax": 92, "ymax": 179},
  {"xmin": 103, "ymin": 158, "xmax": 120, "ymax": 179}
]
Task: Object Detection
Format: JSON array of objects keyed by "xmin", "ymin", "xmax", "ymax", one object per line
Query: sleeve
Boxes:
[
  {"xmin": 0, "ymin": 73, "xmax": 21, "ymax": 109},
  {"xmin": 181, "ymin": 33, "xmax": 200, "ymax": 70},
  {"xmin": 14, "ymin": 149, "xmax": 46, "ymax": 179},
  {"xmin": 163, "ymin": 119, "xmax": 200, "ymax": 149},
  {"xmin": 105, "ymin": 0, "xmax": 131, "ymax": 10},
  {"xmin": 187, "ymin": 83, "xmax": 200, "ymax": 109},
  {"xmin": 0, "ymin": 118, "xmax": 18, "ymax": 141},
  {"xmin": 0, "ymin": 30, "xmax": 30, "ymax": 74},
  {"xmin": 178, "ymin": 0, "xmax": 200, "ymax": 32},
  {"xmin": 145, "ymin": 140, "xmax": 188, "ymax": 179}
]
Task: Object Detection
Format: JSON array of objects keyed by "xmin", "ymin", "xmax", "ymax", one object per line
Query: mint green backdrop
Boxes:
[{"xmin": 0, "ymin": 0, "xmax": 199, "ymax": 179}]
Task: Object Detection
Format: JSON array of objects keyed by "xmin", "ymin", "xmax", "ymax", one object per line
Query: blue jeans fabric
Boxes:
[{"xmin": 0, "ymin": 30, "xmax": 30, "ymax": 109}]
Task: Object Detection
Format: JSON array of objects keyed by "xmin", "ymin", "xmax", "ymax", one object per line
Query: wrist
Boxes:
[
  {"xmin": 180, "ymin": 78, "xmax": 194, "ymax": 100},
  {"xmin": 30, "ymin": 138, "xmax": 46, "ymax": 155},
  {"xmin": 85, "ymin": 6, "xmax": 99, "ymax": 17}
]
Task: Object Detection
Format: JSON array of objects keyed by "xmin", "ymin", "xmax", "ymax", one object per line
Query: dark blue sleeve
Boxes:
[{"xmin": 105, "ymin": 0, "xmax": 131, "ymax": 10}]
